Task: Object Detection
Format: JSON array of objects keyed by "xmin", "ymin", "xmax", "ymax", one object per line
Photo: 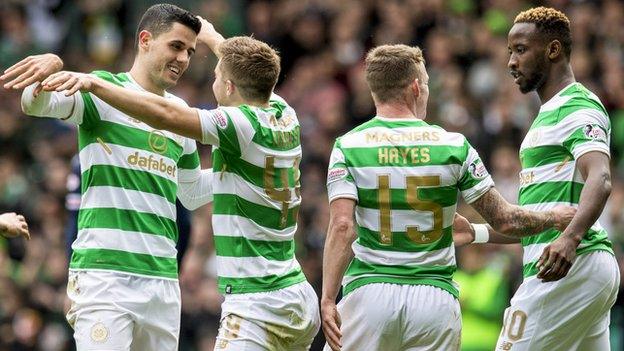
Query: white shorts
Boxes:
[
  {"xmin": 215, "ymin": 281, "xmax": 320, "ymax": 350},
  {"xmin": 496, "ymin": 251, "xmax": 620, "ymax": 351},
  {"xmin": 324, "ymin": 283, "xmax": 462, "ymax": 351},
  {"xmin": 66, "ymin": 270, "xmax": 181, "ymax": 351}
]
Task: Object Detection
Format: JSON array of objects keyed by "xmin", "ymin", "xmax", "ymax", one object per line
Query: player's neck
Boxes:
[
  {"xmin": 128, "ymin": 64, "xmax": 166, "ymax": 96},
  {"xmin": 375, "ymin": 103, "xmax": 421, "ymax": 120},
  {"xmin": 537, "ymin": 64, "xmax": 575, "ymax": 104}
]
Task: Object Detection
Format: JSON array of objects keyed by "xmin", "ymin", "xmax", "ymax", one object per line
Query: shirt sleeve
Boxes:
[
  {"xmin": 196, "ymin": 107, "xmax": 255, "ymax": 156},
  {"xmin": 21, "ymin": 83, "xmax": 84, "ymax": 125},
  {"xmin": 458, "ymin": 141, "xmax": 495, "ymax": 204},
  {"xmin": 326, "ymin": 140, "xmax": 358, "ymax": 203},
  {"xmin": 560, "ymin": 109, "xmax": 611, "ymax": 159}
]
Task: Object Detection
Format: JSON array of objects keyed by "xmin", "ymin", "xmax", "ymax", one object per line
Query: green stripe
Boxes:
[
  {"xmin": 343, "ymin": 258, "xmax": 457, "ymax": 297},
  {"xmin": 81, "ymin": 165, "xmax": 177, "ymax": 204},
  {"xmin": 522, "ymin": 227, "xmax": 611, "ymax": 247},
  {"xmin": 238, "ymin": 105, "xmax": 301, "ymax": 151},
  {"xmin": 520, "ymin": 229, "xmax": 560, "ymax": 246},
  {"xmin": 216, "ymin": 110, "xmax": 242, "ymax": 156},
  {"xmin": 562, "ymin": 125, "xmax": 608, "ymax": 154},
  {"xmin": 80, "ymin": 92, "xmax": 100, "ymax": 129},
  {"xmin": 532, "ymin": 97, "xmax": 607, "ymax": 128},
  {"xmin": 214, "ymin": 236, "xmax": 295, "ymax": 261},
  {"xmin": 177, "ymin": 150, "xmax": 200, "ymax": 169},
  {"xmin": 522, "ymin": 244, "xmax": 613, "ymax": 278},
  {"xmin": 79, "ymin": 120, "xmax": 183, "ymax": 162},
  {"xmin": 357, "ymin": 226, "xmax": 453, "ymax": 252},
  {"xmin": 357, "ymin": 186, "xmax": 458, "ymax": 209},
  {"xmin": 213, "ymin": 149, "xmax": 297, "ymax": 189},
  {"xmin": 519, "ymin": 181, "xmax": 583, "ymax": 205},
  {"xmin": 92, "ymin": 70, "xmax": 127, "ymax": 86},
  {"xmin": 218, "ymin": 268, "xmax": 306, "ymax": 294},
  {"xmin": 342, "ymin": 145, "xmax": 467, "ymax": 168},
  {"xmin": 346, "ymin": 257, "xmax": 456, "ymax": 277},
  {"xmin": 213, "ymin": 194, "xmax": 299, "ymax": 230},
  {"xmin": 70, "ymin": 248, "xmax": 178, "ymax": 278},
  {"xmin": 343, "ymin": 276, "xmax": 459, "ymax": 298},
  {"xmin": 78, "ymin": 208, "xmax": 178, "ymax": 241},
  {"xmin": 520, "ymin": 145, "xmax": 572, "ymax": 168}
]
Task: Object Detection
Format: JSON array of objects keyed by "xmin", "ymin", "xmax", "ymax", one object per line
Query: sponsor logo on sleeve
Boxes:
[
  {"xmin": 327, "ymin": 168, "xmax": 348, "ymax": 183},
  {"xmin": 469, "ymin": 160, "xmax": 488, "ymax": 179},
  {"xmin": 212, "ymin": 110, "xmax": 229, "ymax": 129},
  {"xmin": 582, "ymin": 124, "xmax": 607, "ymax": 142}
]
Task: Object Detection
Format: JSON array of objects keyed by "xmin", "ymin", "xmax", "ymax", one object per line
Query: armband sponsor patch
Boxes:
[
  {"xmin": 582, "ymin": 124, "xmax": 607, "ymax": 142},
  {"xmin": 327, "ymin": 168, "xmax": 348, "ymax": 183},
  {"xmin": 469, "ymin": 160, "xmax": 488, "ymax": 179},
  {"xmin": 212, "ymin": 110, "xmax": 229, "ymax": 129}
]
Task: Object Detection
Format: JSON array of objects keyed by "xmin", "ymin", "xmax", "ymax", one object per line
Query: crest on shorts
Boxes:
[
  {"xmin": 90, "ymin": 322, "xmax": 109, "ymax": 343},
  {"xmin": 469, "ymin": 160, "xmax": 488, "ymax": 179},
  {"xmin": 582, "ymin": 124, "xmax": 606, "ymax": 142}
]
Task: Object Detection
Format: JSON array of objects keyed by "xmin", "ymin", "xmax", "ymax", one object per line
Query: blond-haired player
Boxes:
[
  {"xmin": 321, "ymin": 44, "xmax": 575, "ymax": 351},
  {"xmin": 39, "ymin": 18, "xmax": 320, "ymax": 350}
]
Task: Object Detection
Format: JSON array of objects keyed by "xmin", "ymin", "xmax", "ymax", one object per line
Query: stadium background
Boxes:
[{"xmin": 0, "ymin": 0, "xmax": 622, "ymax": 350}]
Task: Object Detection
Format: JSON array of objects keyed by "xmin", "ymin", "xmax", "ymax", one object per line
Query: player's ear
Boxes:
[
  {"xmin": 138, "ymin": 30, "xmax": 153, "ymax": 51},
  {"xmin": 225, "ymin": 80, "xmax": 235, "ymax": 96},
  {"xmin": 547, "ymin": 39, "xmax": 562, "ymax": 60},
  {"xmin": 412, "ymin": 78, "xmax": 420, "ymax": 98}
]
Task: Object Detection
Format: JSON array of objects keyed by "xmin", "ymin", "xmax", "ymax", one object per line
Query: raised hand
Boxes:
[
  {"xmin": 452, "ymin": 213, "xmax": 475, "ymax": 247},
  {"xmin": 1, "ymin": 54, "xmax": 63, "ymax": 94},
  {"xmin": 196, "ymin": 16, "xmax": 225, "ymax": 56},
  {"xmin": 41, "ymin": 71, "xmax": 95, "ymax": 96},
  {"xmin": 0, "ymin": 212, "xmax": 30, "ymax": 240}
]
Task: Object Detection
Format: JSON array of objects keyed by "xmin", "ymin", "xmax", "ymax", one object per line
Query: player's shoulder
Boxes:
[
  {"xmin": 337, "ymin": 118, "xmax": 466, "ymax": 146},
  {"xmin": 90, "ymin": 70, "xmax": 131, "ymax": 87},
  {"xmin": 558, "ymin": 83, "xmax": 608, "ymax": 118}
]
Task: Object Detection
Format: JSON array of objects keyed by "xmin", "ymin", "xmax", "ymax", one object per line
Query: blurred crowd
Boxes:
[{"xmin": 0, "ymin": 0, "xmax": 623, "ymax": 350}]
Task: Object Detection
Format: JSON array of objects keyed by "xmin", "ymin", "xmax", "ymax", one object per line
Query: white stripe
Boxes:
[
  {"xmin": 353, "ymin": 241, "xmax": 455, "ymax": 267},
  {"xmin": 79, "ymin": 143, "xmax": 178, "ymax": 183},
  {"xmin": 214, "ymin": 171, "xmax": 301, "ymax": 209},
  {"xmin": 522, "ymin": 243, "xmax": 549, "ymax": 265},
  {"xmin": 356, "ymin": 205, "xmax": 457, "ymax": 231},
  {"xmin": 72, "ymin": 228, "xmax": 177, "ymax": 258},
  {"xmin": 92, "ymin": 88, "xmax": 187, "ymax": 147},
  {"xmin": 253, "ymin": 108, "xmax": 300, "ymax": 131},
  {"xmin": 521, "ymin": 202, "xmax": 577, "ymax": 211},
  {"xmin": 241, "ymin": 143, "xmax": 302, "ymax": 168},
  {"xmin": 216, "ymin": 255, "xmax": 301, "ymax": 278},
  {"xmin": 521, "ymin": 109, "xmax": 609, "ymax": 150},
  {"xmin": 178, "ymin": 168, "xmax": 200, "ymax": 183},
  {"xmin": 212, "ymin": 214, "xmax": 296, "ymax": 241},
  {"xmin": 340, "ymin": 127, "xmax": 465, "ymax": 148},
  {"xmin": 81, "ymin": 186, "xmax": 176, "ymax": 221},
  {"xmin": 348, "ymin": 165, "xmax": 463, "ymax": 189},
  {"xmin": 519, "ymin": 161, "xmax": 578, "ymax": 188},
  {"xmin": 539, "ymin": 92, "xmax": 573, "ymax": 112}
]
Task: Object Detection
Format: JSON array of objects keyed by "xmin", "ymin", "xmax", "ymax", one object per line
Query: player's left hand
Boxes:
[
  {"xmin": 321, "ymin": 299, "xmax": 342, "ymax": 351},
  {"xmin": 41, "ymin": 71, "xmax": 94, "ymax": 96},
  {"xmin": 536, "ymin": 235, "xmax": 579, "ymax": 282}
]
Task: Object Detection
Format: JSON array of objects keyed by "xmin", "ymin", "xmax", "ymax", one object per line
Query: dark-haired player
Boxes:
[
  {"xmin": 1, "ymin": 4, "xmax": 213, "ymax": 350},
  {"xmin": 495, "ymin": 7, "xmax": 619, "ymax": 350}
]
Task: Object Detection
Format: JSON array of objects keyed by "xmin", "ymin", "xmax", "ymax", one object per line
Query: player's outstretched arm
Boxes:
[
  {"xmin": 470, "ymin": 188, "xmax": 576, "ymax": 238},
  {"xmin": 196, "ymin": 17, "xmax": 225, "ymax": 58},
  {"xmin": 41, "ymin": 71, "xmax": 203, "ymax": 141},
  {"xmin": 321, "ymin": 198, "xmax": 357, "ymax": 351},
  {"xmin": 0, "ymin": 212, "xmax": 30, "ymax": 240},
  {"xmin": 452, "ymin": 213, "xmax": 520, "ymax": 246},
  {"xmin": 537, "ymin": 151, "xmax": 611, "ymax": 282}
]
